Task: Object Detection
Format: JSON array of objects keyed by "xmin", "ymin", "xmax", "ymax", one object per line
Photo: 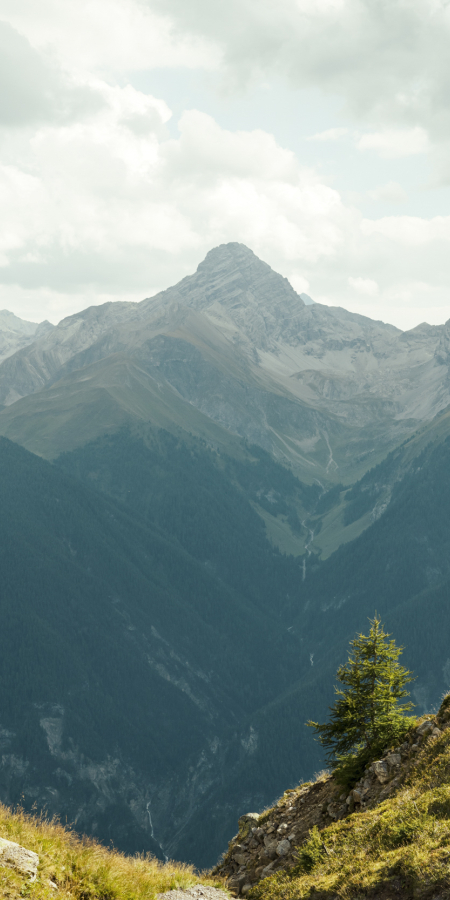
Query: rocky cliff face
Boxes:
[{"xmin": 0, "ymin": 310, "xmax": 53, "ymax": 366}]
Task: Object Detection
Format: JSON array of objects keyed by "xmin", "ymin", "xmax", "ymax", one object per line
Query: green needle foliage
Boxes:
[{"xmin": 308, "ymin": 616, "xmax": 415, "ymax": 786}]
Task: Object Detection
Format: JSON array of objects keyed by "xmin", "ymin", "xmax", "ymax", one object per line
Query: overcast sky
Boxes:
[{"xmin": 1, "ymin": 0, "xmax": 450, "ymax": 329}]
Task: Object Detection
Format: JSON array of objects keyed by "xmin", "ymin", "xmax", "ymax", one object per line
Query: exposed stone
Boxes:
[
  {"xmin": 385, "ymin": 753, "xmax": 401, "ymax": 768},
  {"xmin": 0, "ymin": 837, "xmax": 39, "ymax": 880},
  {"xmin": 158, "ymin": 888, "xmax": 232, "ymax": 900},
  {"xmin": 214, "ymin": 714, "xmax": 447, "ymax": 895},
  {"xmin": 276, "ymin": 839, "xmax": 291, "ymax": 857},
  {"xmin": 416, "ymin": 720, "xmax": 434, "ymax": 736},
  {"xmin": 372, "ymin": 760, "xmax": 390, "ymax": 784},
  {"xmin": 261, "ymin": 863, "xmax": 274, "ymax": 878},
  {"xmin": 238, "ymin": 813, "xmax": 260, "ymax": 829}
]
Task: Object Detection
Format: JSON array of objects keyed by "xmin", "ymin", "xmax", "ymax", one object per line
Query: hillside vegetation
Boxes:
[
  {"xmin": 0, "ymin": 804, "xmax": 224, "ymax": 899},
  {"xmin": 220, "ymin": 697, "xmax": 450, "ymax": 900}
]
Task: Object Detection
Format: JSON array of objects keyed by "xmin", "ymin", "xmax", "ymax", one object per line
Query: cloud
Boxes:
[
  {"xmin": 356, "ymin": 127, "xmax": 430, "ymax": 158},
  {"xmin": 361, "ymin": 215, "xmax": 450, "ymax": 245},
  {"xmin": 0, "ymin": 20, "xmax": 102, "ymax": 126},
  {"xmin": 367, "ymin": 182, "xmax": 408, "ymax": 204},
  {"xmin": 0, "ymin": 77, "xmax": 450, "ymax": 331},
  {"xmin": 348, "ymin": 276, "xmax": 379, "ymax": 296},
  {"xmin": 308, "ymin": 127, "xmax": 348, "ymax": 142},
  {"xmin": 1, "ymin": 1, "xmax": 450, "ymax": 330},
  {"xmin": 3, "ymin": 0, "xmax": 218, "ymax": 76},
  {"xmin": 146, "ymin": 0, "xmax": 450, "ymax": 151}
]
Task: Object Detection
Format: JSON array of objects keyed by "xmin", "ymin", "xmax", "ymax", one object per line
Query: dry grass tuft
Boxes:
[{"xmin": 0, "ymin": 803, "xmax": 227, "ymax": 899}]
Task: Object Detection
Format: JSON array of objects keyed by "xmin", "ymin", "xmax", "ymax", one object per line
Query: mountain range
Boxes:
[{"xmin": 1, "ymin": 242, "xmax": 450, "ymax": 867}]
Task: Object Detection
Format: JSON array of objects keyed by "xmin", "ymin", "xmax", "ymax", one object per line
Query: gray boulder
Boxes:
[{"xmin": 0, "ymin": 837, "xmax": 39, "ymax": 881}]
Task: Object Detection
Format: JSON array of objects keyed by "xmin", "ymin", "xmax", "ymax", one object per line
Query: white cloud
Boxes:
[
  {"xmin": 1, "ymin": 0, "xmax": 219, "ymax": 76},
  {"xmin": 348, "ymin": 276, "xmax": 379, "ymax": 296},
  {"xmin": 356, "ymin": 127, "xmax": 430, "ymax": 158},
  {"xmin": 367, "ymin": 182, "xmax": 408, "ymax": 204},
  {"xmin": 0, "ymin": 20, "xmax": 102, "ymax": 126},
  {"xmin": 361, "ymin": 215, "xmax": 450, "ymax": 244},
  {"xmin": 142, "ymin": 0, "xmax": 450, "ymax": 188},
  {"xmin": 308, "ymin": 127, "xmax": 348, "ymax": 141}
]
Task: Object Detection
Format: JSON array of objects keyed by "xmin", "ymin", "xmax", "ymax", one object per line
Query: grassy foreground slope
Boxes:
[
  {"xmin": 253, "ymin": 699, "xmax": 450, "ymax": 900},
  {"xmin": 0, "ymin": 805, "xmax": 224, "ymax": 899}
]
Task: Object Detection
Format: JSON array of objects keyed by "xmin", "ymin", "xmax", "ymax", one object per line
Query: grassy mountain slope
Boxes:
[
  {"xmin": 0, "ymin": 354, "xmax": 249, "ymax": 461},
  {"xmin": 0, "ymin": 803, "xmax": 225, "ymax": 899},
  {"xmin": 251, "ymin": 700, "xmax": 450, "ymax": 900}
]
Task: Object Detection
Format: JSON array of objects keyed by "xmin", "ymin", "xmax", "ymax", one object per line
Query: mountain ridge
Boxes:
[{"xmin": 1, "ymin": 242, "xmax": 447, "ymax": 487}]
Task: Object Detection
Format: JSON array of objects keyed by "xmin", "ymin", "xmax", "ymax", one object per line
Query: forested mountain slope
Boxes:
[
  {"xmin": 0, "ymin": 436, "xmax": 315, "ymax": 867},
  {"xmin": 56, "ymin": 426, "xmax": 317, "ymax": 604},
  {"xmin": 296, "ymin": 434, "xmax": 450, "ymax": 713}
]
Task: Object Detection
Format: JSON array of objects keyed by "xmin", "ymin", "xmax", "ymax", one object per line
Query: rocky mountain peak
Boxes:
[
  {"xmin": 150, "ymin": 242, "xmax": 306, "ymax": 354},
  {"xmin": 174, "ymin": 242, "xmax": 305, "ymax": 317}
]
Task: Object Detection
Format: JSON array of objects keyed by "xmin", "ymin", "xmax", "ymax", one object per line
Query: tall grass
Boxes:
[{"xmin": 0, "ymin": 803, "xmax": 226, "ymax": 899}]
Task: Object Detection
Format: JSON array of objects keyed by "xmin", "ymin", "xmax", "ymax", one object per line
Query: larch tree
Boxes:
[{"xmin": 308, "ymin": 616, "xmax": 415, "ymax": 785}]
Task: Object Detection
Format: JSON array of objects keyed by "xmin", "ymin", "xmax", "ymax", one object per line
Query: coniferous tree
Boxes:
[{"xmin": 308, "ymin": 617, "xmax": 415, "ymax": 785}]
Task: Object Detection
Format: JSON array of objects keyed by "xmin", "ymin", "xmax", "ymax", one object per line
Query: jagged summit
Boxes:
[{"xmin": 169, "ymin": 242, "xmax": 305, "ymax": 319}]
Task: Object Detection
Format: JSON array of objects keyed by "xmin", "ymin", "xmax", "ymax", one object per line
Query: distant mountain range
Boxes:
[
  {"xmin": 0, "ymin": 309, "xmax": 53, "ymax": 364},
  {"xmin": 2, "ymin": 243, "xmax": 450, "ymax": 483},
  {"xmin": 2, "ymin": 243, "xmax": 450, "ymax": 867}
]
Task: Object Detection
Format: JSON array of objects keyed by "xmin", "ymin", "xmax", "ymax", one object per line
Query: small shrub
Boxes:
[{"xmin": 295, "ymin": 827, "xmax": 325, "ymax": 874}]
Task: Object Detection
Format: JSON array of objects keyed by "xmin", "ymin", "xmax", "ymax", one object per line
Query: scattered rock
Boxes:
[
  {"xmin": 261, "ymin": 863, "xmax": 274, "ymax": 878},
  {"xmin": 385, "ymin": 752, "xmax": 401, "ymax": 768},
  {"xmin": 238, "ymin": 814, "xmax": 260, "ymax": 829},
  {"xmin": 214, "ymin": 711, "xmax": 448, "ymax": 896},
  {"xmin": 416, "ymin": 720, "xmax": 434, "ymax": 736},
  {"xmin": 276, "ymin": 840, "xmax": 291, "ymax": 857},
  {"xmin": 0, "ymin": 837, "xmax": 39, "ymax": 881},
  {"xmin": 372, "ymin": 760, "xmax": 390, "ymax": 784},
  {"xmin": 157, "ymin": 888, "xmax": 230, "ymax": 900}
]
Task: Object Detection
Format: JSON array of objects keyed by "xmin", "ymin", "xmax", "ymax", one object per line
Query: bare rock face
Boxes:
[
  {"xmin": 0, "ymin": 310, "xmax": 53, "ymax": 365},
  {"xmin": 0, "ymin": 837, "xmax": 39, "ymax": 880}
]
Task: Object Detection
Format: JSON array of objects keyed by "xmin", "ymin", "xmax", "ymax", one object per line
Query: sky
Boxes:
[{"xmin": 1, "ymin": 0, "xmax": 450, "ymax": 330}]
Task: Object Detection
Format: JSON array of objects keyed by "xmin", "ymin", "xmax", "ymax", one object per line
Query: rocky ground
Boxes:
[
  {"xmin": 157, "ymin": 888, "xmax": 230, "ymax": 900},
  {"xmin": 214, "ymin": 711, "xmax": 448, "ymax": 896}
]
